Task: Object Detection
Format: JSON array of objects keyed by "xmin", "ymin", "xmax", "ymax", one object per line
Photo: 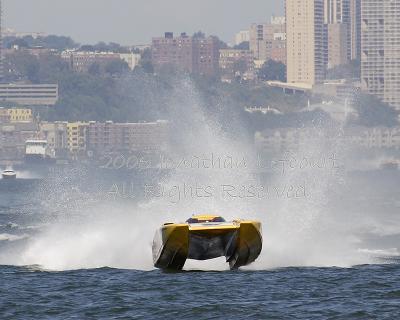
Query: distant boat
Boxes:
[{"xmin": 2, "ymin": 169, "xmax": 17, "ymax": 179}]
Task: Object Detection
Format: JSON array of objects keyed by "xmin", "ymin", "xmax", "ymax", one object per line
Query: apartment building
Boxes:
[
  {"xmin": 361, "ymin": 0, "xmax": 400, "ymax": 110},
  {"xmin": 67, "ymin": 122, "xmax": 89, "ymax": 157},
  {"xmin": 151, "ymin": 32, "xmax": 220, "ymax": 76},
  {"xmin": 86, "ymin": 121, "xmax": 169, "ymax": 155},
  {"xmin": 286, "ymin": 0, "xmax": 326, "ymax": 86},
  {"xmin": 249, "ymin": 17, "xmax": 286, "ymax": 64},
  {"xmin": 40, "ymin": 122, "xmax": 69, "ymax": 158}
]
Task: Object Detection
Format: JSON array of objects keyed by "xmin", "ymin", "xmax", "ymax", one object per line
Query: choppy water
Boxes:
[
  {"xmin": 1, "ymin": 265, "xmax": 400, "ymax": 319},
  {"xmin": 0, "ymin": 168, "xmax": 400, "ymax": 318}
]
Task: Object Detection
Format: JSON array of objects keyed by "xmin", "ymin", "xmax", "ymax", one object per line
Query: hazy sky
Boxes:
[{"xmin": 4, "ymin": 0, "xmax": 283, "ymax": 45}]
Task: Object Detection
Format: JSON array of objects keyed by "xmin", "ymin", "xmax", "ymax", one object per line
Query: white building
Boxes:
[
  {"xmin": 234, "ymin": 30, "xmax": 250, "ymax": 45},
  {"xmin": 119, "ymin": 53, "xmax": 141, "ymax": 70}
]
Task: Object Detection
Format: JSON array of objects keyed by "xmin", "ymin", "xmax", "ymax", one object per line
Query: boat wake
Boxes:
[{"xmin": 1, "ymin": 76, "xmax": 399, "ymax": 271}]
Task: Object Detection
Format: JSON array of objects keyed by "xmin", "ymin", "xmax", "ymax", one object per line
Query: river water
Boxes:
[{"xmin": 0, "ymin": 167, "xmax": 399, "ymax": 319}]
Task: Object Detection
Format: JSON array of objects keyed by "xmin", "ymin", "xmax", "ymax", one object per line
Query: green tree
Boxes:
[
  {"xmin": 352, "ymin": 93, "xmax": 399, "ymax": 127},
  {"xmin": 104, "ymin": 59, "xmax": 129, "ymax": 76},
  {"xmin": 88, "ymin": 62, "xmax": 102, "ymax": 76},
  {"xmin": 7, "ymin": 38, "xmax": 30, "ymax": 49},
  {"xmin": 79, "ymin": 45, "xmax": 96, "ymax": 52},
  {"xmin": 233, "ymin": 59, "xmax": 248, "ymax": 76},
  {"xmin": 258, "ymin": 60, "xmax": 286, "ymax": 82},
  {"xmin": 41, "ymin": 35, "xmax": 78, "ymax": 50},
  {"xmin": 138, "ymin": 48, "xmax": 154, "ymax": 74},
  {"xmin": 5, "ymin": 52, "xmax": 40, "ymax": 82}
]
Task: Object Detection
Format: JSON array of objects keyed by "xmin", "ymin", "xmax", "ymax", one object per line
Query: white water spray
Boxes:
[{"xmin": 1, "ymin": 76, "xmax": 397, "ymax": 271}]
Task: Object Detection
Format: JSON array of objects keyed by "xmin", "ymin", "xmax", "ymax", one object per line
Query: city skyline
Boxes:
[{"xmin": 4, "ymin": 0, "xmax": 283, "ymax": 45}]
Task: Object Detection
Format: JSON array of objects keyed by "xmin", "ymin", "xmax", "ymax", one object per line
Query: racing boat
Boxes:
[{"xmin": 152, "ymin": 215, "xmax": 262, "ymax": 270}]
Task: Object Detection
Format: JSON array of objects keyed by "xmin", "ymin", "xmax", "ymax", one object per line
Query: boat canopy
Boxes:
[{"xmin": 186, "ymin": 215, "xmax": 226, "ymax": 224}]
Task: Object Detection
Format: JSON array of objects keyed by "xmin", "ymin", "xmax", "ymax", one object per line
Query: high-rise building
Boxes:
[
  {"xmin": 151, "ymin": 33, "xmax": 220, "ymax": 76},
  {"xmin": 324, "ymin": 0, "xmax": 350, "ymax": 25},
  {"xmin": 286, "ymin": 0, "xmax": 325, "ymax": 85},
  {"xmin": 249, "ymin": 18, "xmax": 286, "ymax": 64},
  {"xmin": 327, "ymin": 23, "xmax": 348, "ymax": 69},
  {"xmin": 361, "ymin": 0, "xmax": 400, "ymax": 110},
  {"xmin": 324, "ymin": 0, "xmax": 361, "ymax": 62},
  {"xmin": 324, "ymin": 0, "xmax": 351, "ymax": 67},
  {"xmin": 350, "ymin": 0, "xmax": 361, "ymax": 61},
  {"xmin": 0, "ymin": 0, "xmax": 3, "ymax": 82}
]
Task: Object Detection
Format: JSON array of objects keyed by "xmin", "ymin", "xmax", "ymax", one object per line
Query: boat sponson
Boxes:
[
  {"xmin": 153, "ymin": 224, "xmax": 189, "ymax": 270},
  {"xmin": 229, "ymin": 221, "xmax": 263, "ymax": 269}
]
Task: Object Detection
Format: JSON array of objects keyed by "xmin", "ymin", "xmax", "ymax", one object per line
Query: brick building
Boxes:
[
  {"xmin": 151, "ymin": 32, "xmax": 220, "ymax": 76},
  {"xmin": 86, "ymin": 121, "xmax": 169, "ymax": 155}
]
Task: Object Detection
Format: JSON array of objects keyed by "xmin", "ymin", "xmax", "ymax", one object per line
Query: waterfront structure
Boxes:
[
  {"xmin": 0, "ymin": 119, "xmax": 170, "ymax": 161},
  {"xmin": 0, "ymin": 108, "xmax": 35, "ymax": 124},
  {"xmin": 67, "ymin": 122, "xmax": 88, "ymax": 157},
  {"xmin": 286, "ymin": 0, "xmax": 325, "ymax": 86},
  {"xmin": 0, "ymin": 84, "xmax": 58, "ymax": 106},
  {"xmin": 6, "ymin": 108, "xmax": 33, "ymax": 122},
  {"xmin": 361, "ymin": 0, "xmax": 400, "ymax": 110},
  {"xmin": 255, "ymin": 126, "xmax": 400, "ymax": 152},
  {"xmin": 0, "ymin": 108, "xmax": 10, "ymax": 122},
  {"xmin": 151, "ymin": 32, "xmax": 220, "ymax": 76},
  {"xmin": 234, "ymin": 31, "xmax": 250, "ymax": 46},
  {"xmin": 86, "ymin": 120, "xmax": 169, "ymax": 155},
  {"xmin": 0, "ymin": 122, "xmax": 39, "ymax": 160},
  {"xmin": 219, "ymin": 49, "xmax": 254, "ymax": 81},
  {"xmin": 249, "ymin": 18, "xmax": 286, "ymax": 64},
  {"xmin": 40, "ymin": 122, "xmax": 68, "ymax": 159}
]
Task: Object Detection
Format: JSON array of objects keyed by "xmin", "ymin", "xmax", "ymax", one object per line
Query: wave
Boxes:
[{"xmin": 0, "ymin": 233, "xmax": 29, "ymax": 242}]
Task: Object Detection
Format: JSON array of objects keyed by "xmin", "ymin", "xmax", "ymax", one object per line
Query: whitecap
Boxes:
[{"xmin": 0, "ymin": 233, "xmax": 29, "ymax": 242}]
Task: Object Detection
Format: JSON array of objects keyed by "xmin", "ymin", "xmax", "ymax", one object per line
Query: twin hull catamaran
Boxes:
[{"xmin": 152, "ymin": 215, "xmax": 262, "ymax": 270}]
